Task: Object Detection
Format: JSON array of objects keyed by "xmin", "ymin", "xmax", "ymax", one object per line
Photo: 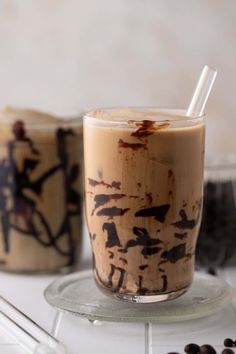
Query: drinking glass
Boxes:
[
  {"xmin": 0, "ymin": 108, "xmax": 83, "ymax": 273},
  {"xmin": 84, "ymin": 107, "xmax": 205, "ymax": 303}
]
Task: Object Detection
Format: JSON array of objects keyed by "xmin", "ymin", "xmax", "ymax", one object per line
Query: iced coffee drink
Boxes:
[
  {"xmin": 84, "ymin": 108, "xmax": 205, "ymax": 302},
  {"xmin": 0, "ymin": 107, "xmax": 83, "ymax": 273}
]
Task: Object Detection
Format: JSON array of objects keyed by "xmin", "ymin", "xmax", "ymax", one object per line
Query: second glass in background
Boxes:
[
  {"xmin": 196, "ymin": 156, "xmax": 236, "ymax": 269},
  {"xmin": 0, "ymin": 107, "xmax": 83, "ymax": 273}
]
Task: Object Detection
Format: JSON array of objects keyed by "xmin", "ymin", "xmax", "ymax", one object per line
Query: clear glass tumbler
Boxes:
[
  {"xmin": 196, "ymin": 156, "xmax": 236, "ymax": 270},
  {"xmin": 0, "ymin": 107, "xmax": 83, "ymax": 273},
  {"xmin": 84, "ymin": 108, "xmax": 205, "ymax": 303}
]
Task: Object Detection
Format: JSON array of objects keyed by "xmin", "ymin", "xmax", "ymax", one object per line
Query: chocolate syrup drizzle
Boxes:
[
  {"xmin": 135, "ymin": 204, "xmax": 170, "ymax": 222},
  {"xmin": 120, "ymin": 227, "xmax": 162, "ymax": 255},
  {"xmin": 89, "ymin": 173, "xmax": 201, "ymax": 294},
  {"xmin": 88, "ymin": 178, "xmax": 121, "ymax": 190},
  {"xmin": 130, "ymin": 120, "xmax": 170, "ymax": 140},
  {"xmin": 102, "ymin": 222, "xmax": 122, "ymax": 248},
  {"xmin": 171, "ymin": 209, "xmax": 199, "ymax": 230},
  {"xmin": 92, "ymin": 193, "xmax": 125, "ymax": 215},
  {"xmin": 118, "ymin": 139, "xmax": 147, "ymax": 151},
  {"xmin": 97, "ymin": 206, "xmax": 130, "ymax": 217}
]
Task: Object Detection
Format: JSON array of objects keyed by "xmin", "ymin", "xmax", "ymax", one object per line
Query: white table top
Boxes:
[{"xmin": 1, "ymin": 234, "xmax": 236, "ymax": 354}]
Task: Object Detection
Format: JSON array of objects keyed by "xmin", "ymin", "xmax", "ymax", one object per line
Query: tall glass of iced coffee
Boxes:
[
  {"xmin": 84, "ymin": 108, "xmax": 205, "ymax": 303},
  {"xmin": 0, "ymin": 107, "xmax": 83, "ymax": 273}
]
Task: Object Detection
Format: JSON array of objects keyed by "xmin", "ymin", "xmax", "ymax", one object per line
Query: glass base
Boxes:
[
  {"xmin": 0, "ymin": 263, "xmax": 77, "ymax": 275},
  {"xmin": 113, "ymin": 286, "xmax": 189, "ymax": 303},
  {"xmin": 44, "ymin": 270, "xmax": 233, "ymax": 323}
]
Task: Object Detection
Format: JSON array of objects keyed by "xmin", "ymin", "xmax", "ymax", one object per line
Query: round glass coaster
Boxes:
[{"xmin": 44, "ymin": 270, "xmax": 234, "ymax": 323}]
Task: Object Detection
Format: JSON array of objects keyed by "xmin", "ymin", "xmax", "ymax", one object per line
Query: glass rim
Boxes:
[
  {"xmin": 0, "ymin": 107, "xmax": 83, "ymax": 130},
  {"xmin": 206, "ymin": 163, "xmax": 236, "ymax": 171},
  {"xmin": 205, "ymin": 155, "xmax": 236, "ymax": 171},
  {"xmin": 83, "ymin": 107, "xmax": 205, "ymax": 126},
  {"xmin": 0, "ymin": 117, "xmax": 83, "ymax": 131}
]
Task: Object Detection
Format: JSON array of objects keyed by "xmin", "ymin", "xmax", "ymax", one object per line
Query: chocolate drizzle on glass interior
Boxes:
[
  {"xmin": 84, "ymin": 108, "xmax": 205, "ymax": 303},
  {"xmin": 0, "ymin": 107, "xmax": 83, "ymax": 273}
]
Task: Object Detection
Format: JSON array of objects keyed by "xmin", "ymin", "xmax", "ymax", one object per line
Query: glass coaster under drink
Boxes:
[
  {"xmin": 44, "ymin": 270, "xmax": 233, "ymax": 323},
  {"xmin": 196, "ymin": 156, "xmax": 236, "ymax": 268}
]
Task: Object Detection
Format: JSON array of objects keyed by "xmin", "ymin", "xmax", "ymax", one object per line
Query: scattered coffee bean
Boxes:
[
  {"xmin": 222, "ymin": 349, "xmax": 234, "ymax": 354},
  {"xmin": 224, "ymin": 338, "xmax": 234, "ymax": 347},
  {"xmin": 207, "ymin": 267, "xmax": 217, "ymax": 276},
  {"xmin": 184, "ymin": 343, "xmax": 200, "ymax": 354},
  {"xmin": 199, "ymin": 344, "xmax": 216, "ymax": 354}
]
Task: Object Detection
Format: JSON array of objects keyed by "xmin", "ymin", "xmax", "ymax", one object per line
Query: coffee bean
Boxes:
[
  {"xmin": 166, "ymin": 352, "xmax": 180, "ymax": 354},
  {"xmin": 222, "ymin": 349, "xmax": 234, "ymax": 354},
  {"xmin": 184, "ymin": 343, "xmax": 200, "ymax": 354},
  {"xmin": 224, "ymin": 338, "xmax": 234, "ymax": 347},
  {"xmin": 207, "ymin": 267, "xmax": 217, "ymax": 276},
  {"xmin": 199, "ymin": 344, "xmax": 216, "ymax": 354}
]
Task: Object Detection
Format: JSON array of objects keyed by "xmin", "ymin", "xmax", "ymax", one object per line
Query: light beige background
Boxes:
[{"xmin": 0, "ymin": 0, "xmax": 234, "ymax": 155}]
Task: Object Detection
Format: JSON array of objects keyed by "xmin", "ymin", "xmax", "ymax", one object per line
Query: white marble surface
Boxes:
[
  {"xmin": 0, "ymin": 0, "xmax": 235, "ymax": 155},
  {"xmin": 0, "ymin": 264, "xmax": 236, "ymax": 354}
]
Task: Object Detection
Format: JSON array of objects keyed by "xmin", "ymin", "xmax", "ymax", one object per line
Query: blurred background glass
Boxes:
[{"xmin": 196, "ymin": 156, "xmax": 236, "ymax": 269}]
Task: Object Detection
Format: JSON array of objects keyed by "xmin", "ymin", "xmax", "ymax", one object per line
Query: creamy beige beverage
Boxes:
[
  {"xmin": 0, "ymin": 107, "xmax": 83, "ymax": 273},
  {"xmin": 84, "ymin": 108, "xmax": 205, "ymax": 302}
]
